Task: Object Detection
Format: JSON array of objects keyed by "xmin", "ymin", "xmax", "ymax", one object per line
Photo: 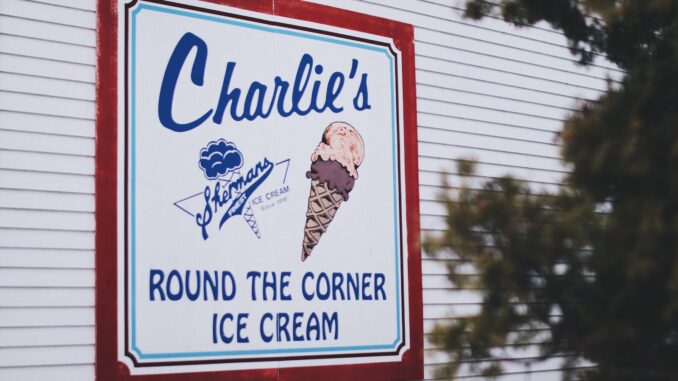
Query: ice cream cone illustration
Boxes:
[{"xmin": 301, "ymin": 122, "xmax": 365, "ymax": 261}]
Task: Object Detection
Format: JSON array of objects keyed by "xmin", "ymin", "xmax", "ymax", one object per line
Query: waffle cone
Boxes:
[{"xmin": 301, "ymin": 179, "xmax": 345, "ymax": 261}]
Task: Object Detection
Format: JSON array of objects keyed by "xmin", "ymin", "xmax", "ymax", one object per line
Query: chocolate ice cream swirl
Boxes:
[{"xmin": 306, "ymin": 159, "xmax": 355, "ymax": 201}]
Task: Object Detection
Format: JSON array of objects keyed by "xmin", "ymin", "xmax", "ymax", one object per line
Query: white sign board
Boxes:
[{"xmin": 116, "ymin": 0, "xmax": 409, "ymax": 374}]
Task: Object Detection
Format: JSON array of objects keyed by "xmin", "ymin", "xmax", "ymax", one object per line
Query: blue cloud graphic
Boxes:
[{"xmin": 199, "ymin": 139, "xmax": 244, "ymax": 180}]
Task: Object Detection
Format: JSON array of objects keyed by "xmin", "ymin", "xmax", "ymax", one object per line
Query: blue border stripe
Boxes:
[{"xmin": 129, "ymin": 3, "xmax": 402, "ymax": 360}]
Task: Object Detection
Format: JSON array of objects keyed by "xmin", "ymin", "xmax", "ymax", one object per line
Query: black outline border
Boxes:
[{"xmin": 122, "ymin": 0, "xmax": 406, "ymax": 368}]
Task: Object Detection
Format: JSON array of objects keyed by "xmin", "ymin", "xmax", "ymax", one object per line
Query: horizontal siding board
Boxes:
[
  {"xmin": 0, "ymin": 14, "xmax": 95, "ymax": 46},
  {"xmin": 0, "ymin": 34, "xmax": 95, "ymax": 66},
  {"xmin": 418, "ymin": 161, "xmax": 566, "ymax": 191},
  {"xmin": 0, "ymin": 288, "xmax": 93, "ymax": 307},
  {"xmin": 0, "ymin": 0, "xmax": 95, "ymax": 29},
  {"xmin": 423, "ymin": 274, "xmax": 456, "ymax": 290},
  {"xmin": 426, "ymin": 366, "xmax": 580, "ymax": 381},
  {"xmin": 0, "ymin": 169, "xmax": 93, "ymax": 194},
  {"xmin": 426, "ymin": 368, "xmax": 574, "ymax": 381},
  {"xmin": 0, "ymin": 129, "xmax": 94, "ymax": 156},
  {"xmin": 0, "ymin": 209, "xmax": 93, "ymax": 231},
  {"xmin": 0, "ymin": 326, "xmax": 93, "ymax": 347},
  {"xmin": 416, "ymin": 68, "xmax": 590, "ymax": 109},
  {"xmin": 0, "ymin": 268, "xmax": 93, "ymax": 288},
  {"xmin": 0, "ymin": 53, "xmax": 95, "ymax": 84},
  {"xmin": 0, "ymin": 228, "xmax": 94, "ymax": 250},
  {"xmin": 0, "ymin": 365, "xmax": 94, "ymax": 381},
  {"xmin": 418, "ymin": 145, "xmax": 564, "ymax": 175},
  {"xmin": 423, "ymin": 304, "xmax": 481, "ymax": 321},
  {"xmin": 422, "ymin": 258, "xmax": 450, "ymax": 276},
  {"xmin": 0, "ymin": 345, "xmax": 94, "ymax": 367},
  {"xmin": 0, "ymin": 91, "xmax": 94, "ymax": 119},
  {"xmin": 424, "ymin": 330, "xmax": 555, "ymax": 350},
  {"xmin": 0, "ymin": 72, "xmax": 94, "ymax": 101},
  {"xmin": 30, "ymin": 0, "xmax": 96, "ymax": 12},
  {"xmin": 417, "ymin": 98, "xmax": 564, "ymax": 132},
  {"xmin": 415, "ymin": 27, "xmax": 618, "ymax": 79},
  {"xmin": 426, "ymin": 347, "xmax": 565, "ymax": 367},
  {"xmin": 424, "ymin": 289, "xmax": 484, "ymax": 305},
  {"xmin": 418, "ymin": 167, "xmax": 566, "ymax": 191},
  {"xmin": 0, "ymin": 307, "xmax": 94, "ymax": 327},
  {"xmin": 415, "ymin": 28, "xmax": 615, "ymax": 81},
  {"xmin": 0, "ymin": 189, "xmax": 94, "ymax": 212},
  {"xmin": 0, "ymin": 110, "xmax": 94, "ymax": 138},
  {"xmin": 419, "ymin": 128, "xmax": 561, "ymax": 159},
  {"xmin": 416, "ymin": 55, "xmax": 604, "ymax": 101},
  {"xmin": 418, "ymin": 93, "xmax": 567, "ymax": 126},
  {"xmin": 0, "ymin": 150, "xmax": 94, "ymax": 175},
  {"xmin": 0, "ymin": 248, "xmax": 93, "ymax": 269},
  {"xmin": 417, "ymin": 113, "xmax": 559, "ymax": 145},
  {"xmin": 416, "ymin": 41, "xmax": 610, "ymax": 92},
  {"xmin": 417, "ymin": 84, "xmax": 572, "ymax": 121},
  {"xmin": 418, "ymin": 184, "xmax": 563, "ymax": 205}
]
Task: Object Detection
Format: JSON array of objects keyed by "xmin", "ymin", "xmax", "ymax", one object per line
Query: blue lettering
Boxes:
[
  {"xmin": 195, "ymin": 186, "xmax": 213, "ymax": 240},
  {"xmin": 316, "ymin": 272, "xmax": 330, "ymax": 300},
  {"xmin": 306, "ymin": 312, "xmax": 320, "ymax": 340},
  {"xmin": 148, "ymin": 270, "xmax": 235, "ymax": 302},
  {"xmin": 302, "ymin": 272, "xmax": 314, "ymax": 300},
  {"xmin": 326, "ymin": 71, "xmax": 344, "ymax": 113},
  {"xmin": 237, "ymin": 313, "xmax": 249, "ymax": 343},
  {"xmin": 185, "ymin": 270, "xmax": 200, "ymax": 301},
  {"xmin": 260, "ymin": 313, "xmax": 274, "ymax": 342},
  {"xmin": 375, "ymin": 273, "xmax": 386, "ymax": 300},
  {"xmin": 322, "ymin": 312, "xmax": 339, "ymax": 340},
  {"xmin": 197, "ymin": 159, "xmax": 273, "ymax": 239},
  {"xmin": 277, "ymin": 312, "xmax": 290, "ymax": 342},
  {"xmin": 213, "ymin": 61, "xmax": 244, "ymax": 123},
  {"xmin": 243, "ymin": 81, "xmax": 272, "ymax": 120},
  {"xmin": 158, "ymin": 32, "xmax": 213, "ymax": 132},
  {"xmin": 262, "ymin": 272, "xmax": 277, "ymax": 301},
  {"xmin": 280, "ymin": 271, "xmax": 292, "ymax": 301},
  {"xmin": 220, "ymin": 313, "xmax": 234, "ymax": 344},
  {"xmin": 158, "ymin": 34, "xmax": 372, "ymax": 130},
  {"xmin": 204, "ymin": 271, "xmax": 218, "ymax": 301},
  {"xmin": 221, "ymin": 271, "xmax": 236, "ymax": 300},
  {"xmin": 291, "ymin": 53, "xmax": 313, "ymax": 116},
  {"xmin": 212, "ymin": 313, "xmax": 218, "ymax": 344},
  {"xmin": 167, "ymin": 270, "xmax": 183, "ymax": 301},
  {"xmin": 347, "ymin": 273, "xmax": 359, "ymax": 300},
  {"xmin": 247, "ymin": 271, "xmax": 261, "ymax": 300},
  {"xmin": 149, "ymin": 269, "xmax": 165, "ymax": 301},
  {"xmin": 361, "ymin": 273, "xmax": 372, "ymax": 300},
  {"xmin": 332, "ymin": 272, "xmax": 345, "ymax": 301},
  {"xmin": 353, "ymin": 72, "xmax": 371, "ymax": 111},
  {"xmin": 292, "ymin": 312, "xmax": 304, "ymax": 341}
]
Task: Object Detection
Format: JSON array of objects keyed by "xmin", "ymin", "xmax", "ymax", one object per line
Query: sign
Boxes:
[{"xmin": 96, "ymin": 0, "xmax": 422, "ymax": 379}]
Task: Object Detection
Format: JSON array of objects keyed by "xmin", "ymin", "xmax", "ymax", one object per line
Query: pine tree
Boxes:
[{"xmin": 425, "ymin": 1, "xmax": 678, "ymax": 380}]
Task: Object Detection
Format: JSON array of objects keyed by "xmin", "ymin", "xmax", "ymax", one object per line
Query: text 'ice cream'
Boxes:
[{"xmin": 301, "ymin": 122, "xmax": 365, "ymax": 261}]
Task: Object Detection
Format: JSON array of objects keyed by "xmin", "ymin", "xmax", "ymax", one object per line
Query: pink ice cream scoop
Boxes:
[{"xmin": 311, "ymin": 121, "xmax": 365, "ymax": 179}]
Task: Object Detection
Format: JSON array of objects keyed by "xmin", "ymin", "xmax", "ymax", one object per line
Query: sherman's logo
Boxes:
[{"xmin": 173, "ymin": 139, "xmax": 290, "ymax": 240}]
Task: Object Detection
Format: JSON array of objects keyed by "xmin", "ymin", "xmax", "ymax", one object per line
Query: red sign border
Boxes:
[{"xmin": 95, "ymin": 0, "xmax": 422, "ymax": 380}]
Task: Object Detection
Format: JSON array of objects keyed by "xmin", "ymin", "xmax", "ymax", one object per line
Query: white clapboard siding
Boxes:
[
  {"xmin": 0, "ymin": 0, "xmax": 616, "ymax": 379},
  {"xmin": 0, "ymin": 248, "xmax": 93, "ymax": 269},
  {"xmin": 309, "ymin": 0, "xmax": 616, "ymax": 379},
  {"xmin": 0, "ymin": 0, "xmax": 97, "ymax": 379}
]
